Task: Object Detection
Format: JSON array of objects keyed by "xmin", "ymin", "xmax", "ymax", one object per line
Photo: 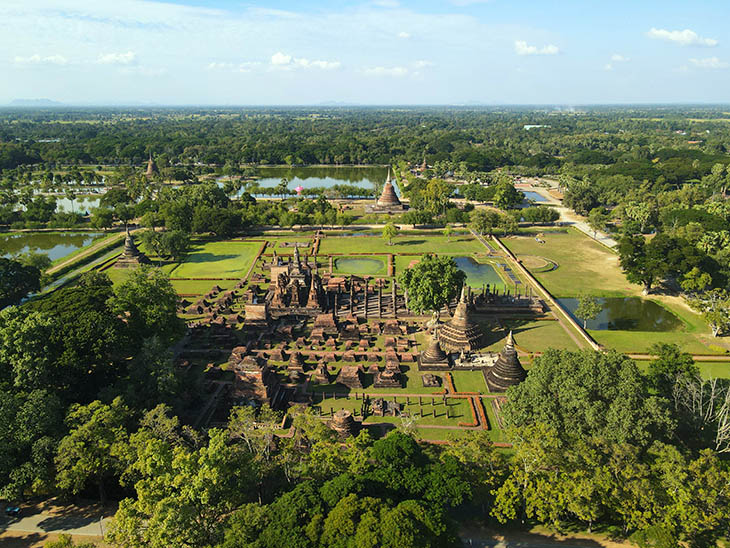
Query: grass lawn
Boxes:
[
  {"xmin": 502, "ymin": 228, "xmax": 721, "ymax": 354},
  {"xmin": 693, "ymin": 361, "xmax": 730, "ymax": 380},
  {"xmin": 333, "ymin": 255, "xmax": 388, "ymax": 276},
  {"xmin": 481, "ymin": 319, "xmax": 580, "ymax": 353},
  {"xmin": 451, "ymin": 370, "xmax": 488, "ymax": 393},
  {"xmin": 502, "ymin": 228, "xmax": 635, "ymax": 298},
  {"xmin": 319, "ymin": 234, "xmax": 485, "ymax": 256},
  {"xmin": 167, "ymin": 240, "xmax": 260, "ymax": 278}
]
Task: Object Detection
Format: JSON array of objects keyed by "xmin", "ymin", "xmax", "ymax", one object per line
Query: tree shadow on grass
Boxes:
[
  {"xmin": 393, "ymin": 240, "xmax": 426, "ymax": 247},
  {"xmin": 184, "ymin": 253, "xmax": 240, "ymax": 264}
]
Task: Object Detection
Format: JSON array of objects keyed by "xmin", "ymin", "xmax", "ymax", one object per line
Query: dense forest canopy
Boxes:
[{"xmin": 1, "ymin": 105, "xmax": 729, "ymax": 172}]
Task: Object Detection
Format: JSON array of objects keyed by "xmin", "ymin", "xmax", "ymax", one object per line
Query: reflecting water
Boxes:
[
  {"xmin": 453, "ymin": 256, "xmax": 505, "ymax": 288},
  {"xmin": 227, "ymin": 166, "xmax": 394, "ymax": 198},
  {"xmin": 522, "ymin": 191, "xmax": 549, "ymax": 203},
  {"xmin": 0, "ymin": 232, "xmax": 103, "ymax": 261},
  {"xmin": 559, "ymin": 297, "xmax": 684, "ymax": 332}
]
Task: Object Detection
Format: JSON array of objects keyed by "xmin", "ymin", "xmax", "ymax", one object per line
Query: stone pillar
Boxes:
[
  {"xmin": 349, "ymin": 280, "xmax": 354, "ymax": 314},
  {"xmin": 378, "ymin": 279, "xmax": 382, "ymax": 318},
  {"xmin": 364, "ymin": 278, "xmax": 368, "ymax": 319}
]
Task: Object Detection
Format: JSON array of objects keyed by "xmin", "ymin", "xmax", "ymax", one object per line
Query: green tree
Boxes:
[
  {"xmin": 382, "ymin": 222, "xmax": 398, "ymax": 246},
  {"xmin": 469, "ymin": 209, "xmax": 500, "ymax": 236},
  {"xmin": 108, "ymin": 428, "xmax": 255, "ymax": 548},
  {"xmin": 90, "ymin": 207, "xmax": 114, "ymax": 230},
  {"xmin": 688, "ymin": 288, "xmax": 730, "ymax": 337},
  {"xmin": 55, "ymin": 397, "xmax": 131, "ymax": 502},
  {"xmin": 618, "ymin": 234, "xmax": 667, "ymax": 294},
  {"xmin": 575, "ymin": 293, "xmax": 602, "ymax": 329},
  {"xmin": 397, "ymin": 254, "xmax": 466, "ymax": 322},
  {"xmin": 502, "ymin": 349, "xmax": 673, "ymax": 448},
  {"xmin": 443, "ymin": 225, "xmax": 452, "ymax": 242},
  {"xmin": 587, "ymin": 207, "xmax": 609, "ymax": 238},
  {"xmin": 0, "ymin": 258, "xmax": 41, "ymax": 308},
  {"xmin": 493, "ymin": 180, "xmax": 523, "ymax": 210},
  {"xmin": 110, "ymin": 266, "xmax": 182, "ymax": 342}
]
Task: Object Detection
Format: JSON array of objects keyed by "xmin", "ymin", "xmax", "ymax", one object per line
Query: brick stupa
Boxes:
[
  {"xmin": 438, "ymin": 285, "xmax": 483, "ymax": 353},
  {"xmin": 145, "ymin": 153, "xmax": 158, "ymax": 178},
  {"xmin": 114, "ymin": 227, "xmax": 150, "ymax": 269},
  {"xmin": 485, "ymin": 331, "xmax": 527, "ymax": 392},
  {"xmin": 370, "ymin": 168, "xmax": 404, "ymax": 213}
]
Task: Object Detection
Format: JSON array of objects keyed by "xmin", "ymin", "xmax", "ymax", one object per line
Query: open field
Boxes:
[
  {"xmin": 319, "ymin": 233, "xmax": 485, "ymax": 256},
  {"xmin": 502, "ymin": 228, "xmax": 633, "ymax": 298},
  {"xmin": 502, "ymin": 227, "xmax": 723, "ymax": 354},
  {"xmin": 166, "ymin": 240, "xmax": 260, "ymax": 278}
]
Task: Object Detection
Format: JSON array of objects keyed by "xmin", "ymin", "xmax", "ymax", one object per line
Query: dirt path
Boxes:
[{"xmin": 517, "ymin": 181, "xmax": 618, "ymax": 249}]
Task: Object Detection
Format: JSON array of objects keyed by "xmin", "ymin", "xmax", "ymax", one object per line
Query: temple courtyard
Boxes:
[{"xmin": 91, "ymin": 226, "xmax": 730, "ymax": 443}]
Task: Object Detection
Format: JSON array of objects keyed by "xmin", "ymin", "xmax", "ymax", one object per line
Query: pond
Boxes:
[
  {"xmin": 228, "ymin": 166, "xmax": 394, "ymax": 198},
  {"xmin": 334, "ymin": 257, "xmax": 386, "ymax": 275},
  {"xmin": 55, "ymin": 196, "xmax": 101, "ymax": 213},
  {"xmin": 453, "ymin": 256, "xmax": 506, "ymax": 289},
  {"xmin": 559, "ymin": 297, "xmax": 684, "ymax": 332},
  {"xmin": 522, "ymin": 191, "xmax": 549, "ymax": 203},
  {"xmin": 0, "ymin": 232, "xmax": 104, "ymax": 262}
]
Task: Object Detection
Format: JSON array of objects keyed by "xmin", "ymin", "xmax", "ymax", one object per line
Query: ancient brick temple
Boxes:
[
  {"xmin": 438, "ymin": 285, "xmax": 483, "ymax": 353},
  {"xmin": 114, "ymin": 227, "xmax": 151, "ymax": 269},
  {"xmin": 269, "ymin": 246, "xmax": 326, "ymax": 316},
  {"xmin": 368, "ymin": 168, "xmax": 405, "ymax": 213},
  {"xmin": 418, "ymin": 334, "xmax": 451, "ymax": 371},
  {"xmin": 485, "ymin": 331, "xmax": 527, "ymax": 392}
]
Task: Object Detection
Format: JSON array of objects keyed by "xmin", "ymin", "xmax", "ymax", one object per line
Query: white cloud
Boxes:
[
  {"xmin": 372, "ymin": 0, "xmax": 400, "ymax": 7},
  {"xmin": 398, "ymin": 31, "xmax": 410, "ymax": 39},
  {"xmin": 514, "ymin": 40, "xmax": 559, "ymax": 56},
  {"xmin": 604, "ymin": 63, "xmax": 613, "ymax": 71},
  {"xmin": 270, "ymin": 52, "xmax": 340, "ymax": 70},
  {"xmin": 647, "ymin": 28, "xmax": 717, "ymax": 47},
  {"xmin": 97, "ymin": 51, "xmax": 136, "ymax": 65},
  {"xmin": 413, "ymin": 60, "xmax": 433, "ymax": 69},
  {"xmin": 611, "ymin": 54, "xmax": 630, "ymax": 62},
  {"xmin": 207, "ymin": 62, "xmax": 234, "ymax": 70},
  {"xmin": 13, "ymin": 54, "xmax": 68, "ymax": 65},
  {"xmin": 271, "ymin": 52, "xmax": 292, "ymax": 66},
  {"xmin": 451, "ymin": 0, "xmax": 491, "ymax": 5},
  {"xmin": 364, "ymin": 66, "xmax": 409, "ymax": 77},
  {"xmin": 237, "ymin": 61, "xmax": 261, "ymax": 73},
  {"xmin": 689, "ymin": 57, "xmax": 728, "ymax": 69}
]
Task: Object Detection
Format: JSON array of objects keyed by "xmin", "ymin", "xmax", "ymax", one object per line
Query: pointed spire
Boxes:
[
  {"xmin": 386, "ymin": 167, "xmax": 391, "ymax": 182},
  {"xmin": 505, "ymin": 330, "xmax": 514, "ymax": 349},
  {"xmin": 459, "ymin": 283, "xmax": 467, "ymax": 304},
  {"xmin": 293, "ymin": 246, "xmax": 301, "ymax": 266}
]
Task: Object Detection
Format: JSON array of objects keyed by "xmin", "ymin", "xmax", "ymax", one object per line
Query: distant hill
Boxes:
[{"xmin": 9, "ymin": 98, "xmax": 64, "ymax": 106}]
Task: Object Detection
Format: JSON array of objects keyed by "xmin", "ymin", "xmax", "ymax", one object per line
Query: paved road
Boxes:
[
  {"xmin": 462, "ymin": 540, "xmax": 608, "ymax": 548},
  {"xmin": 0, "ymin": 510, "xmax": 112, "ymax": 538}
]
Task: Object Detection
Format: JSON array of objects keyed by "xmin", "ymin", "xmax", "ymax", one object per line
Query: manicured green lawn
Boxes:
[
  {"xmin": 482, "ymin": 319, "xmax": 580, "ymax": 353},
  {"xmin": 694, "ymin": 361, "xmax": 730, "ymax": 379},
  {"xmin": 451, "ymin": 370, "xmax": 488, "ymax": 393},
  {"xmin": 319, "ymin": 234, "xmax": 485, "ymax": 256},
  {"xmin": 168, "ymin": 240, "xmax": 260, "ymax": 278}
]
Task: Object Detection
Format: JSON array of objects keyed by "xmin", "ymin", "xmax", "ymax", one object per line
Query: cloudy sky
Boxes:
[{"xmin": 2, "ymin": 0, "xmax": 728, "ymax": 105}]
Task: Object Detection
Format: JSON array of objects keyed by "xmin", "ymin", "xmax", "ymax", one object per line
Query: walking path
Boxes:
[
  {"xmin": 0, "ymin": 504, "xmax": 112, "ymax": 538},
  {"xmin": 517, "ymin": 181, "xmax": 618, "ymax": 249}
]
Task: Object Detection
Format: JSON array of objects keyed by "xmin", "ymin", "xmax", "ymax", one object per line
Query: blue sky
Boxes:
[{"xmin": 2, "ymin": 0, "xmax": 728, "ymax": 105}]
